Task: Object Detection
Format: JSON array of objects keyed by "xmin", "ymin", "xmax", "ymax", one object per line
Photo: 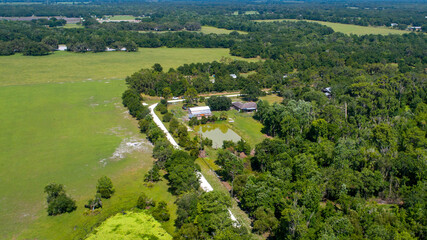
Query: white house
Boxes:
[{"xmin": 230, "ymin": 74, "xmax": 237, "ymax": 79}]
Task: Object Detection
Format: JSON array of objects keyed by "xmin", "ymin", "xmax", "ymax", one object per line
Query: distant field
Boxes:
[
  {"xmin": 62, "ymin": 23, "xmax": 84, "ymax": 28},
  {"xmin": 0, "ymin": 48, "xmax": 250, "ymax": 86},
  {"xmin": 138, "ymin": 26, "xmax": 248, "ymax": 35},
  {"xmin": 201, "ymin": 26, "xmax": 248, "ymax": 34},
  {"xmin": 0, "ymin": 48, "xmax": 248, "ymax": 239},
  {"xmin": 254, "ymin": 19, "xmax": 409, "ymax": 35},
  {"xmin": 107, "ymin": 15, "xmax": 136, "ymax": 20}
]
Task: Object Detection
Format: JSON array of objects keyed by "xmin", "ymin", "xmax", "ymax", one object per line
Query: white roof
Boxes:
[{"xmin": 189, "ymin": 106, "xmax": 210, "ymax": 112}]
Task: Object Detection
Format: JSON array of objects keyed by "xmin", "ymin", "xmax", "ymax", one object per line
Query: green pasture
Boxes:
[
  {"xmin": 201, "ymin": 26, "xmax": 248, "ymax": 34},
  {"xmin": 62, "ymin": 23, "xmax": 84, "ymax": 28},
  {"xmin": 107, "ymin": 15, "xmax": 136, "ymax": 21},
  {"xmin": 0, "ymin": 48, "xmax": 245, "ymax": 239},
  {"xmin": 0, "ymin": 48, "xmax": 248, "ymax": 87},
  {"xmin": 254, "ymin": 19, "xmax": 409, "ymax": 35}
]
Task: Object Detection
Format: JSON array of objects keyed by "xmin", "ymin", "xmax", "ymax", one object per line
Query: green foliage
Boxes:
[
  {"xmin": 252, "ymin": 207, "xmax": 279, "ymax": 234},
  {"xmin": 44, "ymin": 183, "xmax": 76, "ymax": 216},
  {"xmin": 152, "ymin": 201, "xmax": 170, "ymax": 222},
  {"xmin": 163, "ymin": 112, "xmax": 174, "ymax": 122},
  {"xmin": 96, "ymin": 176, "xmax": 115, "ymax": 199},
  {"xmin": 144, "ymin": 164, "xmax": 161, "ymax": 182},
  {"xmin": 206, "ymin": 96, "xmax": 232, "ymax": 111},
  {"xmin": 85, "ymin": 211, "xmax": 172, "ymax": 240},
  {"xmin": 85, "ymin": 194, "xmax": 103, "ymax": 211},
  {"xmin": 136, "ymin": 192, "xmax": 155, "ymax": 210}
]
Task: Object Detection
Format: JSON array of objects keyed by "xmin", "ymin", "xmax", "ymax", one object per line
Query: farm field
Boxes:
[
  {"xmin": 254, "ymin": 19, "xmax": 409, "ymax": 35},
  {"xmin": 0, "ymin": 48, "xmax": 251, "ymax": 87},
  {"xmin": 0, "ymin": 48, "xmax": 246, "ymax": 239}
]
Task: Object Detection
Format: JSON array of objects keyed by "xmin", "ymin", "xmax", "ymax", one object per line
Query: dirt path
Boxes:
[{"xmin": 148, "ymin": 103, "xmax": 238, "ymax": 224}]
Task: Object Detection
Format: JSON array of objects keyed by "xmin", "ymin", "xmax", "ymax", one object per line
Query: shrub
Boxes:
[
  {"xmin": 163, "ymin": 112, "xmax": 173, "ymax": 122},
  {"xmin": 96, "ymin": 176, "xmax": 115, "ymax": 199}
]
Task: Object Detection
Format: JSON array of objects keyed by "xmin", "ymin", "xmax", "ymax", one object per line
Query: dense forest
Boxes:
[{"xmin": 2, "ymin": 0, "xmax": 425, "ymax": 239}]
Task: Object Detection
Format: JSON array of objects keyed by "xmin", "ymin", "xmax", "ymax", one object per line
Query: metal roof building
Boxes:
[{"xmin": 188, "ymin": 106, "xmax": 212, "ymax": 119}]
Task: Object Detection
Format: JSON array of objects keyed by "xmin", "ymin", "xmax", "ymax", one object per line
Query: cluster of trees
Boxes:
[
  {"xmin": 174, "ymin": 190, "xmax": 252, "ymax": 239},
  {"xmin": 136, "ymin": 192, "xmax": 170, "ymax": 222},
  {"xmin": 213, "ymin": 70, "xmax": 426, "ymax": 238},
  {"xmin": 188, "ymin": 113, "xmax": 228, "ymax": 127},
  {"xmin": 206, "ymin": 96, "xmax": 232, "ymax": 111},
  {"xmin": 32, "ymin": 17, "xmax": 66, "ymax": 27},
  {"xmin": 44, "ymin": 183, "xmax": 77, "ymax": 216},
  {"xmin": 1, "ymin": 1, "xmax": 425, "ymax": 30},
  {"xmin": 43, "ymin": 176, "xmax": 115, "ymax": 215}
]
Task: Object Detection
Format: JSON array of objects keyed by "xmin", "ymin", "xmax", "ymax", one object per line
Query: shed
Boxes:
[
  {"xmin": 232, "ymin": 102, "xmax": 257, "ymax": 112},
  {"xmin": 188, "ymin": 106, "xmax": 212, "ymax": 119}
]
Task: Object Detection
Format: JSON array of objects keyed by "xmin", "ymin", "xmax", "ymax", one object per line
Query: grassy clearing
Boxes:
[
  {"xmin": 259, "ymin": 94, "xmax": 283, "ymax": 104},
  {"xmin": 0, "ymin": 48, "xmax": 250, "ymax": 87},
  {"xmin": 0, "ymin": 80, "xmax": 178, "ymax": 239},
  {"xmin": 201, "ymin": 26, "xmax": 248, "ymax": 35},
  {"xmin": 226, "ymin": 110, "xmax": 266, "ymax": 147},
  {"xmin": 62, "ymin": 23, "xmax": 84, "ymax": 28},
  {"xmin": 107, "ymin": 15, "xmax": 136, "ymax": 21},
  {"xmin": 0, "ymin": 47, "xmax": 251, "ymax": 239},
  {"xmin": 254, "ymin": 19, "xmax": 409, "ymax": 35}
]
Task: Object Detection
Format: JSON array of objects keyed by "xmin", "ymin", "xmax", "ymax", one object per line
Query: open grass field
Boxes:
[
  {"xmin": 254, "ymin": 19, "xmax": 409, "ymax": 35},
  {"xmin": 0, "ymin": 48, "xmax": 247, "ymax": 239},
  {"xmin": 201, "ymin": 26, "xmax": 248, "ymax": 34},
  {"xmin": 107, "ymin": 15, "xmax": 136, "ymax": 21},
  {"xmin": 0, "ymin": 48, "xmax": 250, "ymax": 87},
  {"xmin": 62, "ymin": 23, "xmax": 84, "ymax": 28}
]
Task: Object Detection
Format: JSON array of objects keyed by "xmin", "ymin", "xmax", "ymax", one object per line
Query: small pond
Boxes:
[{"xmin": 194, "ymin": 123, "xmax": 241, "ymax": 148}]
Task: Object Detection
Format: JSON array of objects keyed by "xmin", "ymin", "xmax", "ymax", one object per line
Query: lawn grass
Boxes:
[
  {"xmin": 0, "ymin": 47, "xmax": 252, "ymax": 239},
  {"xmin": 201, "ymin": 26, "xmax": 248, "ymax": 35},
  {"xmin": 259, "ymin": 94, "xmax": 283, "ymax": 104},
  {"xmin": 0, "ymin": 48, "xmax": 250, "ymax": 87},
  {"xmin": 254, "ymin": 19, "xmax": 409, "ymax": 35},
  {"xmin": 226, "ymin": 110, "xmax": 266, "ymax": 147}
]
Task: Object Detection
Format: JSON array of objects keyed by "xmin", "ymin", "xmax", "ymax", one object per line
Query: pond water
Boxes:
[{"xmin": 194, "ymin": 123, "xmax": 241, "ymax": 148}]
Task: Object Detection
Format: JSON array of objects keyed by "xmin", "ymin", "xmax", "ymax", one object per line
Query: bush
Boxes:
[
  {"xmin": 163, "ymin": 112, "xmax": 173, "ymax": 122},
  {"xmin": 151, "ymin": 201, "xmax": 170, "ymax": 222},
  {"xmin": 136, "ymin": 192, "xmax": 155, "ymax": 209},
  {"xmin": 96, "ymin": 176, "xmax": 115, "ymax": 199}
]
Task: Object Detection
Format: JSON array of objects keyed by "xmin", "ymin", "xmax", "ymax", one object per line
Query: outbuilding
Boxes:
[
  {"xmin": 188, "ymin": 106, "xmax": 212, "ymax": 119},
  {"xmin": 232, "ymin": 102, "xmax": 257, "ymax": 112}
]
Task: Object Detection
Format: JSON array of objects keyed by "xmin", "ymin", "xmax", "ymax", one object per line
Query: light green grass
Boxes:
[
  {"xmin": 259, "ymin": 94, "xmax": 283, "ymax": 104},
  {"xmin": 0, "ymin": 48, "xmax": 248, "ymax": 87},
  {"xmin": 227, "ymin": 110, "xmax": 266, "ymax": 147},
  {"xmin": 107, "ymin": 15, "xmax": 136, "ymax": 21},
  {"xmin": 254, "ymin": 19, "xmax": 409, "ymax": 35},
  {"xmin": 201, "ymin": 26, "xmax": 248, "ymax": 35},
  {"xmin": 0, "ymin": 80, "xmax": 178, "ymax": 239},
  {"xmin": 62, "ymin": 23, "xmax": 83, "ymax": 29}
]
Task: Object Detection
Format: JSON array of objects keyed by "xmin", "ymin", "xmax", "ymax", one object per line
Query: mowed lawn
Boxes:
[
  {"xmin": 0, "ymin": 48, "xmax": 248, "ymax": 86},
  {"xmin": 254, "ymin": 19, "xmax": 409, "ymax": 35},
  {"xmin": 0, "ymin": 48, "xmax": 245, "ymax": 239}
]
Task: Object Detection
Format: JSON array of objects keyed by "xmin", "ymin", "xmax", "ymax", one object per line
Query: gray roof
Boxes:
[{"xmin": 232, "ymin": 102, "xmax": 257, "ymax": 110}]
